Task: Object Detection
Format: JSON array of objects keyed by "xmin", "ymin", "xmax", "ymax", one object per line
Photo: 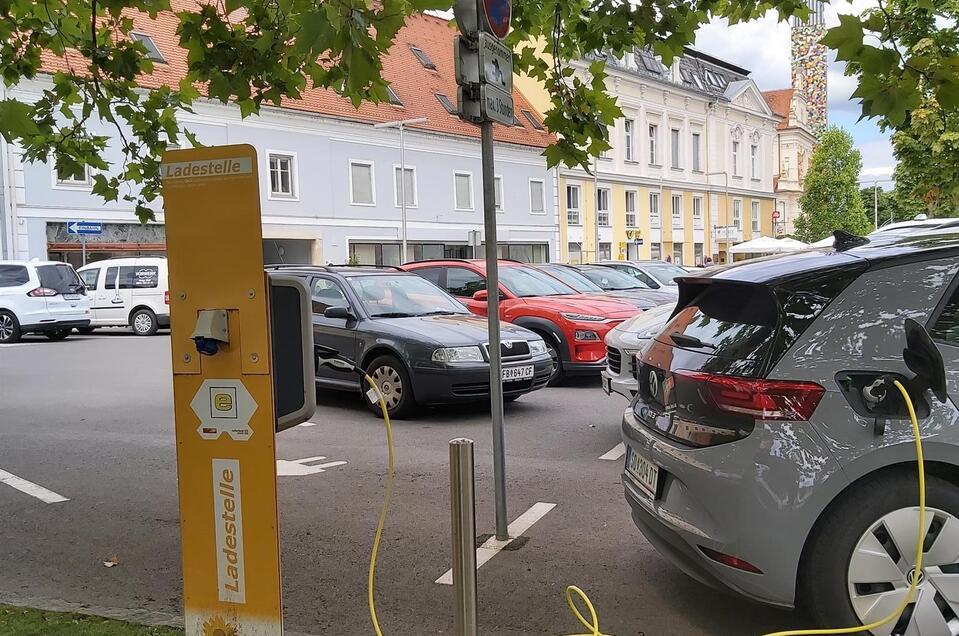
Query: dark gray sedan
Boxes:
[{"xmin": 271, "ymin": 265, "xmax": 553, "ymax": 418}]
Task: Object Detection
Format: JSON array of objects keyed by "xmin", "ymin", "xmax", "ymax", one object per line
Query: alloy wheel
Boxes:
[
  {"xmin": 133, "ymin": 312, "xmax": 153, "ymax": 334},
  {"xmin": 0, "ymin": 314, "xmax": 13, "ymax": 340},
  {"xmin": 371, "ymin": 365, "xmax": 403, "ymax": 409},
  {"xmin": 847, "ymin": 506, "xmax": 959, "ymax": 635}
]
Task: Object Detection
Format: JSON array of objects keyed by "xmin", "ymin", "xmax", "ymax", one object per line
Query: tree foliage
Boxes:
[
  {"xmin": 0, "ymin": 0, "xmax": 956, "ymax": 221},
  {"xmin": 859, "ymin": 184, "xmax": 924, "ymax": 226},
  {"xmin": 795, "ymin": 127, "xmax": 872, "ymax": 242}
]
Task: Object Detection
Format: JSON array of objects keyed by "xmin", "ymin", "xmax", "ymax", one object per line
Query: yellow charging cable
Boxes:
[
  {"xmin": 364, "ymin": 374, "xmax": 394, "ymax": 636},
  {"xmin": 564, "ymin": 585, "xmax": 613, "ymax": 636},
  {"xmin": 763, "ymin": 379, "xmax": 926, "ymax": 636}
]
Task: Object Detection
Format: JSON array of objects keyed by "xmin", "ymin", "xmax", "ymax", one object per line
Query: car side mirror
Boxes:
[
  {"xmin": 472, "ymin": 290, "xmax": 488, "ymax": 302},
  {"xmin": 324, "ymin": 305, "xmax": 354, "ymax": 320},
  {"xmin": 903, "ymin": 318, "xmax": 947, "ymax": 403}
]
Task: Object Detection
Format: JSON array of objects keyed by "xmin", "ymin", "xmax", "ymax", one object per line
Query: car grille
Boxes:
[
  {"xmin": 483, "ymin": 340, "xmax": 531, "ymax": 362},
  {"xmin": 607, "ymin": 346, "xmax": 622, "ymax": 374},
  {"xmin": 451, "ymin": 366, "xmax": 551, "ymax": 397}
]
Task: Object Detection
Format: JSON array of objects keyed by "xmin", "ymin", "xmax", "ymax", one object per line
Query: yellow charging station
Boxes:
[{"xmin": 162, "ymin": 144, "xmax": 283, "ymax": 636}]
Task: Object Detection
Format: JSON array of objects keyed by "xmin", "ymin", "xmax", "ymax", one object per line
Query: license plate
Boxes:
[
  {"xmin": 63, "ymin": 294, "xmax": 83, "ymax": 300},
  {"xmin": 626, "ymin": 447, "xmax": 660, "ymax": 499},
  {"xmin": 502, "ymin": 365, "xmax": 534, "ymax": 382},
  {"xmin": 602, "ymin": 376, "xmax": 612, "ymax": 395}
]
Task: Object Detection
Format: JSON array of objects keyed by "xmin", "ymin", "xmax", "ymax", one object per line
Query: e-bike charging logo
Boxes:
[{"xmin": 212, "ymin": 458, "xmax": 246, "ymax": 603}]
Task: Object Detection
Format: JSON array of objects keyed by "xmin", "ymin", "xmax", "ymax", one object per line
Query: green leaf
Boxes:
[
  {"xmin": 822, "ymin": 14, "xmax": 865, "ymax": 62},
  {"xmin": 0, "ymin": 100, "xmax": 40, "ymax": 139}
]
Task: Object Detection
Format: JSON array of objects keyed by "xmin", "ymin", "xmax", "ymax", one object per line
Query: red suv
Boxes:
[{"xmin": 402, "ymin": 260, "xmax": 640, "ymax": 384}]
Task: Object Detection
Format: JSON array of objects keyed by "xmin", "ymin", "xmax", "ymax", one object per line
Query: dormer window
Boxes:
[{"xmin": 131, "ymin": 32, "xmax": 165, "ymax": 63}]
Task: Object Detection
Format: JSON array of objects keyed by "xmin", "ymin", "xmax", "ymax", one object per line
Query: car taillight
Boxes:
[
  {"xmin": 164, "ymin": 290, "xmax": 170, "ymax": 305},
  {"xmin": 698, "ymin": 546, "xmax": 764, "ymax": 574},
  {"xmin": 27, "ymin": 287, "xmax": 58, "ymax": 297},
  {"xmin": 674, "ymin": 370, "xmax": 824, "ymax": 421}
]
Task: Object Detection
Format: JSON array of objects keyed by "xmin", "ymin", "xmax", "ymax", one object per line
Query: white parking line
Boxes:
[
  {"xmin": 436, "ymin": 501, "xmax": 556, "ymax": 585},
  {"xmin": 0, "ymin": 469, "xmax": 69, "ymax": 503},
  {"xmin": 599, "ymin": 442, "xmax": 626, "ymax": 461}
]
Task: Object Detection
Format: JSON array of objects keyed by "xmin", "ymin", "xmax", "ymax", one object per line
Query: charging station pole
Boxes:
[
  {"xmin": 455, "ymin": 0, "xmax": 514, "ymax": 543},
  {"xmin": 162, "ymin": 144, "xmax": 283, "ymax": 636}
]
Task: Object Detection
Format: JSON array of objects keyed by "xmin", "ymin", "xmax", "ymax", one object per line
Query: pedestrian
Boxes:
[
  {"xmin": 665, "ymin": 255, "xmax": 672, "ymax": 263},
  {"xmin": 704, "ymin": 256, "xmax": 713, "ymax": 267}
]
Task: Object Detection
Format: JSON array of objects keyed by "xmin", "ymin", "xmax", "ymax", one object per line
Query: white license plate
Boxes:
[
  {"xmin": 502, "ymin": 365, "xmax": 534, "ymax": 382},
  {"xmin": 63, "ymin": 294, "xmax": 83, "ymax": 300},
  {"xmin": 626, "ymin": 447, "xmax": 660, "ymax": 498},
  {"xmin": 602, "ymin": 376, "xmax": 612, "ymax": 395}
]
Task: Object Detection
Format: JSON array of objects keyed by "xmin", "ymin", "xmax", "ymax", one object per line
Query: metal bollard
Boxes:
[{"xmin": 449, "ymin": 438, "xmax": 478, "ymax": 636}]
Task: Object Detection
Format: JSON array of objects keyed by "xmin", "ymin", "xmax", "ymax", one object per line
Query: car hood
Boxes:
[
  {"xmin": 614, "ymin": 303, "xmax": 673, "ymax": 336},
  {"xmin": 587, "ymin": 289, "xmax": 676, "ymax": 309},
  {"xmin": 515, "ymin": 295, "xmax": 639, "ymax": 320},
  {"xmin": 381, "ymin": 314, "xmax": 535, "ymax": 347}
]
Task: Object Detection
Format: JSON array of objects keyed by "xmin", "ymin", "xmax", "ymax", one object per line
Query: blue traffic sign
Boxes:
[{"xmin": 67, "ymin": 221, "xmax": 102, "ymax": 235}]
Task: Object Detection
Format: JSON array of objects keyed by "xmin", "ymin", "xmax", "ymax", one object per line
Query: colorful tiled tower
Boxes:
[{"xmin": 791, "ymin": 0, "xmax": 827, "ymax": 138}]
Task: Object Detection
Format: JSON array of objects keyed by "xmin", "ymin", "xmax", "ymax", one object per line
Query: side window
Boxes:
[
  {"xmin": 0, "ymin": 265, "xmax": 29, "ymax": 287},
  {"xmin": 414, "ymin": 267, "xmax": 444, "ymax": 288},
  {"xmin": 446, "ymin": 267, "xmax": 486, "ymax": 297},
  {"xmin": 311, "ymin": 277, "xmax": 349, "ymax": 314},
  {"xmin": 931, "ymin": 284, "xmax": 959, "ymax": 344},
  {"xmin": 118, "ymin": 265, "xmax": 159, "ymax": 289},
  {"xmin": 80, "ymin": 269, "xmax": 100, "ymax": 290},
  {"xmin": 105, "ymin": 267, "xmax": 119, "ymax": 289},
  {"xmin": 631, "ymin": 269, "xmax": 659, "ymax": 288}
]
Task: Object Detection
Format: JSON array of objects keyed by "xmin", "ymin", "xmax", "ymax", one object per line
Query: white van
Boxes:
[{"xmin": 76, "ymin": 257, "xmax": 169, "ymax": 336}]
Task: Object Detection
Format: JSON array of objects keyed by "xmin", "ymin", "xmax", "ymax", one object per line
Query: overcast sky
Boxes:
[{"xmin": 694, "ymin": 0, "xmax": 894, "ymax": 185}]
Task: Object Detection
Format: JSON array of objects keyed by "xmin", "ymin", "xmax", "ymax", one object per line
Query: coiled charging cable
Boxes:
[{"xmin": 364, "ymin": 374, "xmax": 394, "ymax": 636}]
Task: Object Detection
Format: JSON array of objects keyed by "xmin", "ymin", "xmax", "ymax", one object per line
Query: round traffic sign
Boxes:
[
  {"xmin": 772, "ymin": 210, "xmax": 781, "ymax": 220},
  {"xmin": 483, "ymin": 0, "xmax": 511, "ymax": 39}
]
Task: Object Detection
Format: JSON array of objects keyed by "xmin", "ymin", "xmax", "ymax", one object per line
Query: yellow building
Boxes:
[{"xmin": 517, "ymin": 48, "xmax": 782, "ymax": 265}]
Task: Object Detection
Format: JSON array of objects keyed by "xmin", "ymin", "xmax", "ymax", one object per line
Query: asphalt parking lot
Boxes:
[{"xmin": 0, "ymin": 333, "xmax": 815, "ymax": 635}]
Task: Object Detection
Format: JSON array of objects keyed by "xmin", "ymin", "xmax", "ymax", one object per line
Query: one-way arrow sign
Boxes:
[{"xmin": 67, "ymin": 221, "xmax": 103, "ymax": 235}]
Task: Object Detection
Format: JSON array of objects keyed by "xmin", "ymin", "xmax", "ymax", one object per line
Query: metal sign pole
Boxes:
[
  {"xmin": 450, "ymin": 438, "xmax": 478, "ymax": 636},
  {"xmin": 482, "ymin": 120, "xmax": 508, "ymax": 541},
  {"xmin": 81, "ymin": 235, "xmax": 86, "ymax": 266}
]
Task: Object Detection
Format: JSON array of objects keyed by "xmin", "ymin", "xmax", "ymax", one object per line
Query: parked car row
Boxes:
[{"xmin": 0, "ymin": 260, "xmax": 90, "ymax": 343}]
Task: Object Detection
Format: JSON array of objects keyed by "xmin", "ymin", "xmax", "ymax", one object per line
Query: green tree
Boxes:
[
  {"xmin": 858, "ymin": 184, "xmax": 924, "ymax": 226},
  {"xmin": 795, "ymin": 127, "xmax": 872, "ymax": 242},
  {"xmin": 0, "ymin": 0, "xmax": 956, "ymax": 221},
  {"xmin": 890, "ymin": 99, "xmax": 959, "ymax": 215}
]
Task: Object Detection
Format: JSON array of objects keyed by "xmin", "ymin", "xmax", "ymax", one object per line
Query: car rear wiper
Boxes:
[
  {"xmin": 369, "ymin": 312, "xmax": 416, "ymax": 318},
  {"xmin": 669, "ymin": 332, "xmax": 716, "ymax": 350}
]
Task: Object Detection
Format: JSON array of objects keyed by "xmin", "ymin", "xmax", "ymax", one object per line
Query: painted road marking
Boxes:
[
  {"xmin": 599, "ymin": 442, "xmax": 626, "ymax": 461},
  {"xmin": 276, "ymin": 456, "xmax": 347, "ymax": 476},
  {"xmin": 436, "ymin": 501, "xmax": 556, "ymax": 585},
  {"xmin": 0, "ymin": 469, "xmax": 69, "ymax": 503}
]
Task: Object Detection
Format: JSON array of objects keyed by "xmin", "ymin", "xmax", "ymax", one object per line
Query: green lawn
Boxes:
[{"xmin": 0, "ymin": 606, "xmax": 182, "ymax": 636}]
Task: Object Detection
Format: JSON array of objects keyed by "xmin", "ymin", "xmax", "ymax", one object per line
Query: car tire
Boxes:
[
  {"xmin": 75, "ymin": 327, "xmax": 96, "ymax": 335},
  {"xmin": 800, "ymin": 470, "xmax": 959, "ymax": 633},
  {"xmin": 0, "ymin": 310, "xmax": 22, "ymax": 344},
  {"xmin": 45, "ymin": 329, "xmax": 71, "ymax": 341},
  {"xmin": 130, "ymin": 309, "xmax": 158, "ymax": 336},
  {"xmin": 365, "ymin": 355, "xmax": 417, "ymax": 419},
  {"xmin": 541, "ymin": 335, "xmax": 565, "ymax": 386}
]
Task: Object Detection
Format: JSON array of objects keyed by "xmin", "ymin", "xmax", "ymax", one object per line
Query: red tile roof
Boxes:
[
  {"xmin": 39, "ymin": 3, "xmax": 552, "ymax": 149},
  {"xmin": 762, "ymin": 88, "xmax": 794, "ymax": 130}
]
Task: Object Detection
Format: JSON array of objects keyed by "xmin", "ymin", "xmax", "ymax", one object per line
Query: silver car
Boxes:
[
  {"xmin": 602, "ymin": 304, "xmax": 672, "ymax": 399},
  {"xmin": 593, "ymin": 260, "xmax": 688, "ymax": 295},
  {"xmin": 622, "ymin": 228, "xmax": 959, "ymax": 633}
]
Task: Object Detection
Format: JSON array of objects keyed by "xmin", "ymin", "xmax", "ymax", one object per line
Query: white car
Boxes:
[
  {"xmin": 601, "ymin": 303, "xmax": 673, "ymax": 399},
  {"xmin": 76, "ymin": 257, "xmax": 170, "ymax": 336},
  {"xmin": 0, "ymin": 260, "xmax": 91, "ymax": 343}
]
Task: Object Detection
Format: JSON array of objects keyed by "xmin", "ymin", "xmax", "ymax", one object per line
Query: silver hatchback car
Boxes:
[{"xmin": 622, "ymin": 228, "xmax": 959, "ymax": 634}]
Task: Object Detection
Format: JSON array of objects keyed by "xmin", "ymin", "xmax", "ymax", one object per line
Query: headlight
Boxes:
[
  {"xmin": 432, "ymin": 346, "xmax": 484, "ymax": 363},
  {"xmin": 528, "ymin": 339, "xmax": 547, "ymax": 355},
  {"xmin": 574, "ymin": 330, "xmax": 600, "ymax": 341},
  {"xmin": 561, "ymin": 312, "xmax": 607, "ymax": 322}
]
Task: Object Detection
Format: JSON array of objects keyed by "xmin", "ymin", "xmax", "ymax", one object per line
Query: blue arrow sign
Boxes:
[{"xmin": 67, "ymin": 221, "xmax": 102, "ymax": 235}]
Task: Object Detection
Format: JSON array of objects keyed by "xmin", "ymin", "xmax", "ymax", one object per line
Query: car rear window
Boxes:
[
  {"xmin": 37, "ymin": 264, "xmax": 82, "ymax": 294},
  {"xmin": 0, "ymin": 265, "xmax": 29, "ymax": 287}
]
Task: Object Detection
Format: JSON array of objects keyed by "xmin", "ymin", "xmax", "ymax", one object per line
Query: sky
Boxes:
[{"xmin": 694, "ymin": 0, "xmax": 895, "ymax": 185}]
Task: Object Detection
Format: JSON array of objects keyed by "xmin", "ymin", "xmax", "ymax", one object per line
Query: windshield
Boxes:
[
  {"xmin": 499, "ymin": 266, "xmax": 578, "ymax": 298},
  {"xmin": 537, "ymin": 266, "xmax": 602, "ymax": 293},
  {"xmin": 347, "ymin": 275, "xmax": 469, "ymax": 318},
  {"xmin": 641, "ymin": 263, "xmax": 688, "ymax": 287},
  {"xmin": 578, "ymin": 267, "xmax": 651, "ymax": 291}
]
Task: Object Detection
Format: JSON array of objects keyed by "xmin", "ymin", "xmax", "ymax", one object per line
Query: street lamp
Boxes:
[{"xmin": 374, "ymin": 117, "xmax": 428, "ymax": 263}]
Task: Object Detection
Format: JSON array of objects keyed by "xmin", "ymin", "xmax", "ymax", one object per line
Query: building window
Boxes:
[
  {"xmin": 648, "ymin": 124, "xmax": 658, "ymax": 165},
  {"xmin": 454, "ymin": 172, "xmax": 474, "ymax": 210},
  {"xmin": 782, "ymin": 155, "xmax": 791, "ymax": 179},
  {"xmin": 671, "ymin": 194, "xmax": 682, "ymax": 227},
  {"xmin": 529, "ymin": 179, "xmax": 546, "ymax": 214},
  {"xmin": 394, "ymin": 166, "xmax": 417, "ymax": 207},
  {"xmin": 673, "ymin": 243, "xmax": 684, "ymax": 265},
  {"xmin": 691, "ymin": 132, "xmax": 701, "ymax": 172},
  {"xmin": 649, "ymin": 192, "xmax": 661, "ymax": 227},
  {"xmin": 435, "ymin": 93, "xmax": 457, "ymax": 114},
  {"xmin": 650, "ymin": 242, "xmax": 662, "ymax": 260},
  {"xmin": 522, "ymin": 110, "xmax": 545, "ymax": 131},
  {"xmin": 568, "ymin": 242, "xmax": 582, "ymax": 264},
  {"xmin": 670, "ymin": 128, "xmax": 681, "ymax": 169},
  {"xmin": 624, "ymin": 119, "xmax": 635, "ymax": 161},
  {"xmin": 131, "ymin": 32, "xmax": 165, "ymax": 63},
  {"xmin": 268, "ymin": 153, "xmax": 296, "ymax": 198},
  {"xmin": 386, "ymin": 86, "xmax": 403, "ymax": 106},
  {"xmin": 494, "ymin": 176, "xmax": 503, "ymax": 212},
  {"xmin": 567, "ymin": 184, "xmax": 581, "ymax": 225},
  {"xmin": 349, "ymin": 161, "xmax": 375, "ymax": 205},
  {"xmin": 596, "ymin": 188, "xmax": 610, "ymax": 226},
  {"xmin": 598, "ymin": 242, "xmax": 612, "ymax": 261},
  {"xmin": 55, "ymin": 163, "xmax": 91, "ymax": 186},
  {"xmin": 751, "ymin": 144, "xmax": 759, "ymax": 179},
  {"xmin": 752, "ymin": 200, "xmax": 761, "ymax": 232},
  {"xmin": 694, "ymin": 243, "xmax": 704, "ymax": 266},
  {"xmin": 692, "ymin": 196, "xmax": 703, "ymax": 227},
  {"xmin": 410, "ymin": 45, "xmax": 436, "ymax": 69},
  {"xmin": 732, "ymin": 140, "xmax": 741, "ymax": 177},
  {"xmin": 732, "ymin": 199, "xmax": 742, "ymax": 229},
  {"xmin": 625, "ymin": 191, "xmax": 637, "ymax": 227}
]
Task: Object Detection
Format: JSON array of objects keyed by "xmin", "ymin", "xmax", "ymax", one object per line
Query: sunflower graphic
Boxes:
[{"xmin": 202, "ymin": 615, "xmax": 237, "ymax": 636}]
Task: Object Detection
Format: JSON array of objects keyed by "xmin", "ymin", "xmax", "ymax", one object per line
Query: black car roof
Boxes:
[{"xmin": 688, "ymin": 229, "xmax": 959, "ymax": 287}]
